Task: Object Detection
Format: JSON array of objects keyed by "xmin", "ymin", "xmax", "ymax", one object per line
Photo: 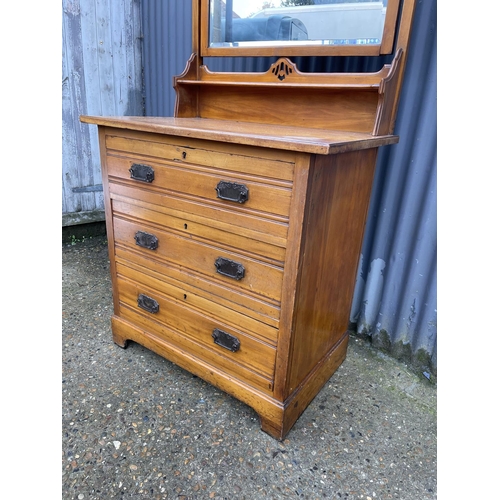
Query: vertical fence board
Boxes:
[{"xmin": 62, "ymin": 0, "xmax": 143, "ymax": 226}]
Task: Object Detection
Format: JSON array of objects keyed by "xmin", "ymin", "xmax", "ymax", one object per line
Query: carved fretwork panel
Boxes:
[{"xmin": 271, "ymin": 59, "xmax": 295, "ymax": 82}]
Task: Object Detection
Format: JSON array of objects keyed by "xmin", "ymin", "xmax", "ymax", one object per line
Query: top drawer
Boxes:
[
  {"xmin": 107, "ymin": 155, "xmax": 292, "ymax": 219},
  {"xmin": 104, "ymin": 132, "xmax": 294, "ymax": 219}
]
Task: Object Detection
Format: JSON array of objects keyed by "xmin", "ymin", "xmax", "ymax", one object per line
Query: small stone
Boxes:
[{"xmin": 113, "ymin": 441, "xmax": 121, "ymax": 450}]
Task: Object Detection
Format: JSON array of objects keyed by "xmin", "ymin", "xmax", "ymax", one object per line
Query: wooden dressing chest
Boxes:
[{"xmin": 81, "ymin": 0, "xmax": 416, "ymax": 440}]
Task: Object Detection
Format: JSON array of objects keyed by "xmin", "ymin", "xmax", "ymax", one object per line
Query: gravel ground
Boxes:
[{"xmin": 62, "ymin": 235, "xmax": 437, "ymax": 500}]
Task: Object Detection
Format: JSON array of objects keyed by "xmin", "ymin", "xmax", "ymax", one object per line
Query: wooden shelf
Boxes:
[
  {"xmin": 174, "ymin": 79, "xmax": 381, "ymax": 90},
  {"xmin": 172, "ymin": 52, "xmax": 404, "ymax": 135}
]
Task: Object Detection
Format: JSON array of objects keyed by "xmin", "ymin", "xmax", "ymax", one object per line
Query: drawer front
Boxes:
[
  {"xmin": 112, "ymin": 215, "xmax": 284, "ymax": 303},
  {"xmin": 116, "ymin": 275, "xmax": 276, "ymax": 392},
  {"xmin": 105, "ymin": 155, "xmax": 292, "ymax": 219}
]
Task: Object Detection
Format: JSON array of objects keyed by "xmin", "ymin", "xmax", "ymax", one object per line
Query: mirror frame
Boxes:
[{"xmin": 198, "ymin": 0, "xmax": 403, "ymax": 57}]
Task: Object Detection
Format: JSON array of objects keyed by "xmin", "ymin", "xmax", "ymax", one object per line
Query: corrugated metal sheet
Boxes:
[
  {"xmin": 62, "ymin": 0, "xmax": 143, "ymax": 226},
  {"xmin": 140, "ymin": 0, "xmax": 437, "ymax": 375},
  {"xmin": 141, "ymin": 0, "xmax": 192, "ymax": 117},
  {"xmin": 351, "ymin": 0, "xmax": 437, "ymax": 376}
]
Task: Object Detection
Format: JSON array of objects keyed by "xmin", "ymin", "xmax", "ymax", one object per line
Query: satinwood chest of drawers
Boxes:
[
  {"xmin": 81, "ymin": 0, "xmax": 416, "ymax": 439},
  {"xmin": 80, "ymin": 116, "xmax": 398, "ymax": 439}
]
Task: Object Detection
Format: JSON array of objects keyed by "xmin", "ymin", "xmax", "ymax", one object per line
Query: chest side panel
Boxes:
[{"xmin": 285, "ymin": 148, "xmax": 378, "ymax": 396}]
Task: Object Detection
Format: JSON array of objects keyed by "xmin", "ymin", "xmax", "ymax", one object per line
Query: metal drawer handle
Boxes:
[
  {"xmin": 129, "ymin": 163, "xmax": 154, "ymax": 183},
  {"xmin": 212, "ymin": 328, "xmax": 240, "ymax": 352},
  {"xmin": 215, "ymin": 257, "xmax": 245, "ymax": 280},
  {"xmin": 135, "ymin": 231, "xmax": 158, "ymax": 250},
  {"xmin": 137, "ymin": 294, "xmax": 159, "ymax": 314},
  {"xmin": 215, "ymin": 181, "xmax": 249, "ymax": 204}
]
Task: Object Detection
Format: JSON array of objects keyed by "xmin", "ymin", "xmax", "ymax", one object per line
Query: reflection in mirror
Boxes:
[{"xmin": 209, "ymin": 0, "xmax": 388, "ymax": 48}]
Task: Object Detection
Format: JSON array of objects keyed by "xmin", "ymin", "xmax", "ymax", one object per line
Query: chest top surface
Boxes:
[{"xmin": 79, "ymin": 116, "xmax": 399, "ymax": 155}]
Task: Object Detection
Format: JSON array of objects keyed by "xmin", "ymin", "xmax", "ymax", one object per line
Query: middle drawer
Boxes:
[{"xmin": 112, "ymin": 212, "xmax": 284, "ymax": 304}]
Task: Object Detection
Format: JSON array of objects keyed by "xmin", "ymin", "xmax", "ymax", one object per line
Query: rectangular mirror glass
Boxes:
[{"xmin": 205, "ymin": 0, "xmax": 398, "ymax": 55}]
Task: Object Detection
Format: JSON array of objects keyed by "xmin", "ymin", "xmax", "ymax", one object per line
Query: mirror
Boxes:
[{"xmin": 203, "ymin": 0, "xmax": 400, "ymax": 56}]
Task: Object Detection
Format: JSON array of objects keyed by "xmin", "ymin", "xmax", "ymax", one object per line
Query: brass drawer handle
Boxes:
[
  {"xmin": 135, "ymin": 231, "xmax": 158, "ymax": 250},
  {"xmin": 215, "ymin": 257, "xmax": 245, "ymax": 280},
  {"xmin": 137, "ymin": 294, "xmax": 159, "ymax": 314},
  {"xmin": 129, "ymin": 163, "xmax": 154, "ymax": 183},
  {"xmin": 215, "ymin": 181, "xmax": 249, "ymax": 204},
  {"xmin": 212, "ymin": 328, "xmax": 240, "ymax": 352}
]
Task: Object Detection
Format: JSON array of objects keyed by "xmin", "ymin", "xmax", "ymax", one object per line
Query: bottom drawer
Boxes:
[{"xmin": 116, "ymin": 275, "xmax": 276, "ymax": 393}]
